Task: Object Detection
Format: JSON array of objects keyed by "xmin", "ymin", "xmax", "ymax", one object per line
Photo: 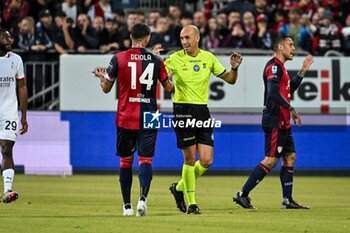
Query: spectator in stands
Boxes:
[
  {"xmin": 79, "ymin": 0, "xmax": 94, "ymax": 13},
  {"xmin": 36, "ymin": 9, "xmax": 58, "ymax": 43},
  {"xmin": 311, "ymin": 12, "xmax": 320, "ymax": 26},
  {"xmin": 17, "ymin": 16, "xmax": 53, "ymax": 53},
  {"xmin": 92, "ymin": 16, "xmax": 105, "ymax": 33},
  {"xmin": 87, "ymin": 0, "xmax": 113, "ymax": 21},
  {"xmin": 55, "ymin": 0, "xmax": 83, "ymax": 24},
  {"xmin": 289, "ymin": 0, "xmax": 315, "ymax": 17},
  {"xmin": 314, "ymin": 9, "xmax": 342, "ymax": 55},
  {"xmin": 280, "ymin": 8, "xmax": 312, "ymax": 50},
  {"xmin": 299, "ymin": 13, "xmax": 314, "ymax": 52},
  {"xmin": 18, "ymin": 16, "xmax": 53, "ymax": 96},
  {"xmin": 203, "ymin": 17, "xmax": 222, "ymax": 50},
  {"xmin": 120, "ymin": 11, "xmax": 138, "ymax": 50},
  {"xmin": 180, "ymin": 12, "xmax": 194, "ymax": 27},
  {"xmin": 216, "ymin": 10, "xmax": 229, "ymax": 38},
  {"xmin": 253, "ymin": 0, "xmax": 269, "ymax": 16},
  {"xmin": 255, "ymin": 14, "xmax": 273, "ymax": 49},
  {"xmin": 227, "ymin": 10, "xmax": 241, "ymax": 31},
  {"xmin": 27, "ymin": 0, "xmax": 52, "ymax": 22},
  {"xmin": 279, "ymin": 0, "xmax": 299, "ymax": 10},
  {"xmin": 271, "ymin": 9, "xmax": 287, "ymax": 35},
  {"xmin": 135, "ymin": 10, "xmax": 146, "ymax": 24},
  {"xmin": 54, "ymin": 10, "xmax": 67, "ymax": 29},
  {"xmin": 147, "ymin": 10, "xmax": 160, "ymax": 32},
  {"xmin": 342, "ymin": 14, "xmax": 350, "ymax": 55},
  {"xmin": 169, "ymin": 4, "xmax": 182, "ymax": 27},
  {"xmin": 193, "ymin": 11, "xmax": 207, "ymax": 36},
  {"xmin": 175, "ymin": 12, "xmax": 194, "ymax": 46},
  {"xmin": 74, "ymin": 13, "xmax": 99, "ymax": 52},
  {"xmin": 223, "ymin": 0, "xmax": 255, "ymax": 15},
  {"xmin": 99, "ymin": 17, "xmax": 123, "ymax": 53},
  {"xmin": 2, "ymin": 0, "xmax": 29, "ymax": 35},
  {"xmin": 242, "ymin": 11, "xmax": 257, "ymax": 48},
  {"xmin": 321, "ymin": 0, "xmax": 341, "ymax": 23},
  {"xmin": 112, "ymin": 8, "xmax": 126, "ymax": 25},
  {"xmin": 54, "ymin": 16, "xmax": 77, "ymax": 54},
  {"xmin": 221, "ymin": 21, "xmax": 245, "ymax": 48},
  {"xmin": 148, "ymin": 16, "xmax": 177, "ymax": 49}
]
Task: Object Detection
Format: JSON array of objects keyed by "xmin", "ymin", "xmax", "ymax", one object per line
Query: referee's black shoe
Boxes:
[
  {"xmin": 187, "ymin": 204, "xmax": 201, "ymax": 214},
  {"xmin": 169, "ymin": 183, "xmax": 187, "ymax": 213},
  {"xmin": 281, "ymin": 198, "xmax": 309, "ymax": 209},
  {"xmin": 233, "ymin": 192, "xmax": 256, "ymax": 209}
]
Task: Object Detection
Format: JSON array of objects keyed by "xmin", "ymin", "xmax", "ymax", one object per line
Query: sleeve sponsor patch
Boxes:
[{"xmin": 272, "ymin": 65, "xmax": 277, "ymax": 75}]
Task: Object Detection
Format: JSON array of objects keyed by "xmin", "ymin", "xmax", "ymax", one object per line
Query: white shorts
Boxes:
[{"xmin": 0, "ymin": 113, "xmax": 19, "ymax": 141}]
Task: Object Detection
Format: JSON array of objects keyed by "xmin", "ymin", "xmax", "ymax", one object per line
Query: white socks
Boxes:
[{"xmin": 3, "ymin": 169, "xmax": 14, "ymax": 193}]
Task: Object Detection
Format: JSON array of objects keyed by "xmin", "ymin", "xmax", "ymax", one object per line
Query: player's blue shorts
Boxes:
[
  {"xmin": 173, "ymin": 103, "xmax": 214, "ymax": 149},
  {"xmin": 116, "ymin": 126, "xmax": 157, "ymax": 157},
  {"xmin": 263, "ymin": 127, "xmax": 295, "ymax": 158}
]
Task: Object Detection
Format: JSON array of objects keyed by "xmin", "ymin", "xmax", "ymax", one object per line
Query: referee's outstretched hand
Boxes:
[{"xmin": 230, "ymin": 52, "xmax": 243, "ymax": 70}]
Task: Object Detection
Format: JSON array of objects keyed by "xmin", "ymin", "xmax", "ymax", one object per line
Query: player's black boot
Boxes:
[
  {"xmin": 169, "ymin": 183, "xmax": 187, "ymax": 213},
  {"xmin": 281, "ymin": 198, "xmax": 309, "ymax": 209},
  {"xmin": 233, "ymin": 192, "xmax": 256, "ymax": 209},
  {"xmin": 187, "ymin": 204, "xmax": 201, "ymax": 214}
]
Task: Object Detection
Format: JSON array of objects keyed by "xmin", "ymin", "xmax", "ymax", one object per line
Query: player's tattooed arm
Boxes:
[
  {"xmin": 297, "ymin": 55, "xmax": 314, "ymax": 77},
  {"xmin": 292, "ymin": 55, "xmax": 314, "ymax": 94}
]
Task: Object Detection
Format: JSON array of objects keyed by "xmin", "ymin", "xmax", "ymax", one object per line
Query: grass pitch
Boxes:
[{"xmin": 0, "ymin": 175, "xmax": 349, "ymax": 233}]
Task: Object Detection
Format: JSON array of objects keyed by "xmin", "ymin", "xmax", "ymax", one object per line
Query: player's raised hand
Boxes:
[
  {"xmin": 92, "ymin": 67, "xmax": 106, "ymax": 79},
  {"xmin": 230, "ymin": 52, "xmax": 243, "ymax": 69},
  {"xmin": 289, "ymin": 106, "xmax": 301, "ymax": 127},
  {"xmin": 302, "ymin": 55, "xmax": 314, "ymax": 71},
  {"xmin": 299, "ymin": 55, "xmax": 314, "ymax": 77},
  {"xmin": 20, "ymin": 117, "xmax": 28, "ymax": 135},
  {"xmin": 152, "ymin": 43, "xmax": 164, "ymax": 55}
]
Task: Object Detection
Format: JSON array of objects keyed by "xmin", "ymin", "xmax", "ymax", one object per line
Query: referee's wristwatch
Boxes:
[{"xmin": 231, "ymin": 67, "xmax": 238, "ymax": 71}]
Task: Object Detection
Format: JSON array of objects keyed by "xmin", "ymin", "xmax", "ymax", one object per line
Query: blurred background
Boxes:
[{"xmin": 1, "ymin": 0, "xmax": 349, "ymax": 175}]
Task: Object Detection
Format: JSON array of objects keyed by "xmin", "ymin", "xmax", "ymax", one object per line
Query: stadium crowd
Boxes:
[{"xmin": 1, "ymin": 0, "xmax": 350, "ymax": 57}]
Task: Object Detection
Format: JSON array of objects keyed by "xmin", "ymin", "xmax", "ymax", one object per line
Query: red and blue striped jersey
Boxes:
[
  {"xmin": 262, "ymin": 57, "xmax": 302, "ymax": 129},
  {"xmin": 107, "ymin": 48, "xmax": 168, "ymax": 129}
]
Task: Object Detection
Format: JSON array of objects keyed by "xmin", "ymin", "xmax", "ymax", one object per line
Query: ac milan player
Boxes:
[
  {"xmin": 0, "ymin": 29, "xmax": 28, "ymax": 204},
  {"xmin": 233, "ymin": 35, "xmax": 314, "ymax": 209},
  {"xmin": 93, "ymin": 24, "xmax": 173, "ymax": 216}
]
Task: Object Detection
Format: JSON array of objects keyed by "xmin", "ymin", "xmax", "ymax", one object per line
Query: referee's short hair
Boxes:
[
  {"xmin": 273, "ymin": 35, "xmax": 293, "ymax": 51},
  {"xmin": 131, "ymin": 24, "xmax": 151, "ymax": 41}
]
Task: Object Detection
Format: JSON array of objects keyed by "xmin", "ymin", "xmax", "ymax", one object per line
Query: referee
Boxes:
[{"xmin": 165, "ymin": 25, "xmax": 242, "ymax": 214}]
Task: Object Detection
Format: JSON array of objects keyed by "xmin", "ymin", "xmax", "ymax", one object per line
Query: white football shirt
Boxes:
[{"xmin": 0, "ymin": 52, "xmax": 25, "ymax": 116}]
